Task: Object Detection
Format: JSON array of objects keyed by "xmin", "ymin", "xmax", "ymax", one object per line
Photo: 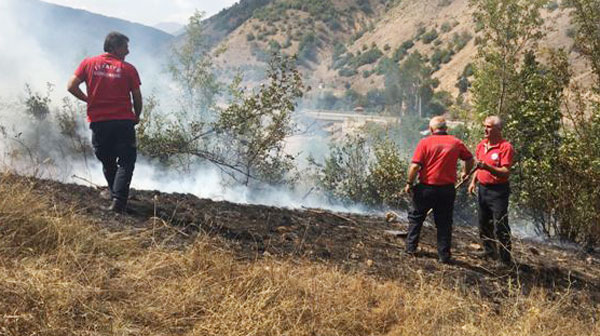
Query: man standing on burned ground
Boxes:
[
  {"xmin": 468, "ymin": 116, "xmax": 515, "ymax": 266},
  {"xmin": 67, "ymin": 31, "xmax": 142, "ymax": 213},
  {"xmin": 404, "ymin": 116, "xmax": 474, "ymax": 264}
]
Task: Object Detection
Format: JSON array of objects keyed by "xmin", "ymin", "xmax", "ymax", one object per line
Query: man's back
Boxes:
[
  {"xmin": 412, "ymin": 134, "xmax": 472, "ymax": 185},
  {"xmin": 74, "ymin": 53, "xmax": 140, "ymax": 122}
]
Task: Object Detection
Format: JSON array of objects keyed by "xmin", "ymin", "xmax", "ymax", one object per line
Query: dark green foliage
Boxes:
[
  {"xmin": 311, "ymin": 134, "xmax": 408, "ymax": 207},
  {"xmin": 430, "ymin": 48, "xmax": 454, "ymax": 70},
  {"xmin": 254, "ymin": 0, "xmax": 343, "ymax": 31},
  {"xmin": 450, "ymin": 31, "xmax": 473, "ymax": 51},
  {"xmin": 210, "ymin": 0, "xmax": 273, "ymax": 34},
  {"xmin": 350, "ymin": 47, "xmax": 384, "ymax": 67},
  {"xmin": 441, "ymin": 21, "xmax": 452, "ymax": 33},
  {"xmin": 339, "ymin": 67, "xmax": 358, "ymax": 77},
  {"xmin": 546, "ymin": 0, "xmax": 559, "ymax": 11},
  {"xmin": 456, "ymin": 63, "xmax": 474, "ymax": 93},
  {"xmin": 357, "ymin": 0, "xmax": 374, "ymax": 14},
  {"xmin": 421, "ymin": 29, "xmax": 439, "ymax": 44},
  {"xmin": 297, "ymin": 31, "xmax": 320, "ymax": 64},
  {"xmin": 415, "ymin": 26, "xmax": 426, "ymax": 39},
  {"xmin": 246, "ymin": 33, "xmax": 256, "ymax": 41},
  {"xmin": 392, "ymin": 40, "xmax": 414, "ymax": 62},
  {"xmin": 268, "ymin": 39, "xmax": 281, "ymax": 53}
]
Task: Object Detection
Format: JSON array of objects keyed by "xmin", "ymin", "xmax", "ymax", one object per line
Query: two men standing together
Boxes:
[{"xmin": 405, "ymin": 116, "xmax": 515, "ymax": 266}]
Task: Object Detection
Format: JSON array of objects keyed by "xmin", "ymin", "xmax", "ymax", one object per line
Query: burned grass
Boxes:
[{"xmin": 0, "ymin": 174, "xmax": 599, "ymax": 335}]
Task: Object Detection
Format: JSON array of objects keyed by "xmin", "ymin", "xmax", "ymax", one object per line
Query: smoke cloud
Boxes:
[{"xmin": 0, "ymin": 0, "xmax": 377, "ymax": 216}]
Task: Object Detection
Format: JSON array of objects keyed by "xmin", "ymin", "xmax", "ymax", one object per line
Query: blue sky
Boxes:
[{"xmin": 42, "ymin": 0, "xmax": 239, "ymax": 26}]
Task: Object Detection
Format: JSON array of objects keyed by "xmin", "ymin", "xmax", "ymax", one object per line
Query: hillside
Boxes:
[
  {"xmin": 1, "ymin": 0, "xmax": 175, "ymax": 94},
  {"xmin": 1, "ymin": 173, "xmax": 599, "ymax": 334},
  {"xmin": 205, "ymin": 0, "xmax": 581, "ymax": 102}
]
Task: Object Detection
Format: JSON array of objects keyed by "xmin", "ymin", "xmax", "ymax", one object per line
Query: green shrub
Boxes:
[{"xmin": 421, "ymin": 29, "xmax": 439, "ymax": 44}]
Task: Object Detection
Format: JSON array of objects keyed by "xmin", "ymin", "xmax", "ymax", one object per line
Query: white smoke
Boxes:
[{"xmin": 0, "ymin": 0, "xmax": 376, "ymax": 216}]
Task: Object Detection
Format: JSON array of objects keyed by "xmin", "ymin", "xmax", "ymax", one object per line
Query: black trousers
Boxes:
[
  {"xmin": 478, "ymin": 183, "xmax": 511, "ymax": 262},
  {"xmin": 90, "ymin": 120, "xmax": 137, "ymax": 205},
  {"xmin": 406, "ymin": 184, "xmax": 456, "ymax": 259}
]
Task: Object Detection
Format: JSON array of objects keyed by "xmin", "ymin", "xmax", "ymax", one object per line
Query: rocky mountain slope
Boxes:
[{"xmin": 205, "ymin": 0, "xmax": 581, "ymax": 100}]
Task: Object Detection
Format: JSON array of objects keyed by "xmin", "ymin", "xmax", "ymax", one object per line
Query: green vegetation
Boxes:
[
  {"xmin": 297, "ymin": 32, "xmax": 321, "ymax": 65},
  {"xmin": 254, "ymin": 0, "xmax": 343, "ymax": 30},
  {"xmin": 310, "ymin": 133, "xmax": 408, "ymax": 207},
  {"xmin": 139, "ymin": 12, "xmax": 306, "ymax": 186},
  {"xmin": 392, "ymin": 39, "xmax": 414, "ymax": 62},
  {"xmin": 209, "ymin": 0, "xmax": 273, "ymax": 34},
  {"xmin": 421, "ymin": 28, "xmax": 439, "ymax": 44},
  {"xmin": 470, "ymin": 0, "xmax": 600, "ymax": 244},
  {"xmin": 336, "ymin": 45, "xmax": 383, "ymax": 77}
]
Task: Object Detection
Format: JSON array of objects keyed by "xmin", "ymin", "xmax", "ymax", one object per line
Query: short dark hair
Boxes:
[{"xmin": 104, "ymin": 32, "xmax": 129, "ymax": 53}]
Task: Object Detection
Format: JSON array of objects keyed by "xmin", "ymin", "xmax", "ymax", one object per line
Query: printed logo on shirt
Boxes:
[
  {"xmin": 491, "ymin": 153, "xmax": 499, "ymax": 160},
  {"xmin": 92, "ymin": 63, "xmax": 123, "ymax": 78}
]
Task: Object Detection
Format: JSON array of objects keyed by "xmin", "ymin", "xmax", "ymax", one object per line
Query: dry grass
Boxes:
[{"xmin": 0, "ymin": 174, "xmax": 598, "ymax": 335}]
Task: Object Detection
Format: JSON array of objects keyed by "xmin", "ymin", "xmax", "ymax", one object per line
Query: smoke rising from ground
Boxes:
[{"xmin": 0, "ymin": 0, "xmax": 377, "ymax": 215}]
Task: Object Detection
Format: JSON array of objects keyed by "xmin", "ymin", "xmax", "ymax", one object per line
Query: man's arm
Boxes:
[
  {"xmin": 131, "ymin": 88, "xmax": 143, "ymax": 123},
  {"xmin": 404, "ymin": 163, "xmax": 421, "ymax": 194},
  {"xmin": 462, "ymin": 157, "xmax": 475, "ymax": 180},
  {"xmin": 67, "ymin": 75, "xmax": 87, "ymax": 102},
  {"xmin": 477, "ymin": 162, "xmax": 510, "ymax": 178},
  {"xmin": 468, "ymin": 168, "xmax": 478, "ymax": 194}
]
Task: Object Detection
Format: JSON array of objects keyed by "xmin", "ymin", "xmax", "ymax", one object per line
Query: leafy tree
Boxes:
[
  {"xmin": 470, "ymin": 0, "xmax": 546, "ymax": 120},
  {"xmin": 168, "ymin": 11, "xmax": 222, "ymax": 116},
  {"xmin": 139, "ymin": 12, "xmax": 306, "ymax": 187}
]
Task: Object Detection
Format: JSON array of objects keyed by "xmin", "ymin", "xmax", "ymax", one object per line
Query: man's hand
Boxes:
[
  {"xmin": 476, "ymin": 161, "xmax": 487, "ymax": 171},
  {"xmin": 404, "ymin": 183, "xmax": 413, "ymax": 195},
  {"xmin": 468, "ymin": 182, "xmax": 477, "ymax": 195},
  {"xmin": 460, "ymin": 171, "xmax": 469, "ymax": 182}
]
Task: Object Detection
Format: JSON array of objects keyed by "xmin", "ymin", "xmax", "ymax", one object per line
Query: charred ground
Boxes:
[{"xmin": 20, "ymin": 175, "xmax": 600, "ymax": 305}]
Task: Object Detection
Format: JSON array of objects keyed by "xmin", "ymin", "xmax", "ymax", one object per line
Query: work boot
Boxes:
[
  {"xmin": 404, "ymin": 248, "xmax": 417, "ymax": 257},
  {"xmin": 438, "ymin": 256, "xmax": 453, "ymax": 264},
  {"xmin": 103, "ymin": 199, "xmax": 126, "ymax": 214}
]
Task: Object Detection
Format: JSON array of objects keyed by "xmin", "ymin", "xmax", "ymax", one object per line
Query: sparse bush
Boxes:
[
  {"xmin": 24, "ymin": 83, "xmax": 53, "ymax": 121},
  {"xmin": 421, "ymin": 29, "xmax": 439, "ymax": 44},
  {"xmin": 546, "ymin": 0, "xmax": 559, "ymax": 11},
  {"xmin": 441, "ymin": 22, "xmax": 452, "ymax": 33}
]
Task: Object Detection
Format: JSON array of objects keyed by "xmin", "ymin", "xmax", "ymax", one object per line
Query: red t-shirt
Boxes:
[
  {"xmin": 74, "ymin": 53, "xmax": 141, "ymax": 122},
  {"xmin": 475, "ymin": 139, "xmax": 514, "ymax": 185},
  {"xmin": 412, "ymin": 133, "xmax": 473, "ymax": 185}
]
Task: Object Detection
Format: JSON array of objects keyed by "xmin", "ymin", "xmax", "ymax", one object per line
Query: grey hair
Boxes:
[
  {"xmin": 485, "ymin": 116, "xmax": 503, "ymax": 130},
  {"xmin": 429, "ymin": 116, "xmax": 447, "ymax": 130}
]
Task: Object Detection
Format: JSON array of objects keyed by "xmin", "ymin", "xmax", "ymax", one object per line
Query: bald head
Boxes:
[{"xmin": 429, "ymin": 116, "xmax": 448, "ymax": 132}]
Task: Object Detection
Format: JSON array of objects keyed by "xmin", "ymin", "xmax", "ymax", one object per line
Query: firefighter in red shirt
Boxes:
[
  {"xmin": 404, "ymin": 116, "xmax": 474, "ymax": 264},
  {"xmin": 468, "ymin": 116, "xmax": 515, "ymax": 265},
  {"xmin": 67, "ymin": 32, "xmax": 143, "ymax": 213}
]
